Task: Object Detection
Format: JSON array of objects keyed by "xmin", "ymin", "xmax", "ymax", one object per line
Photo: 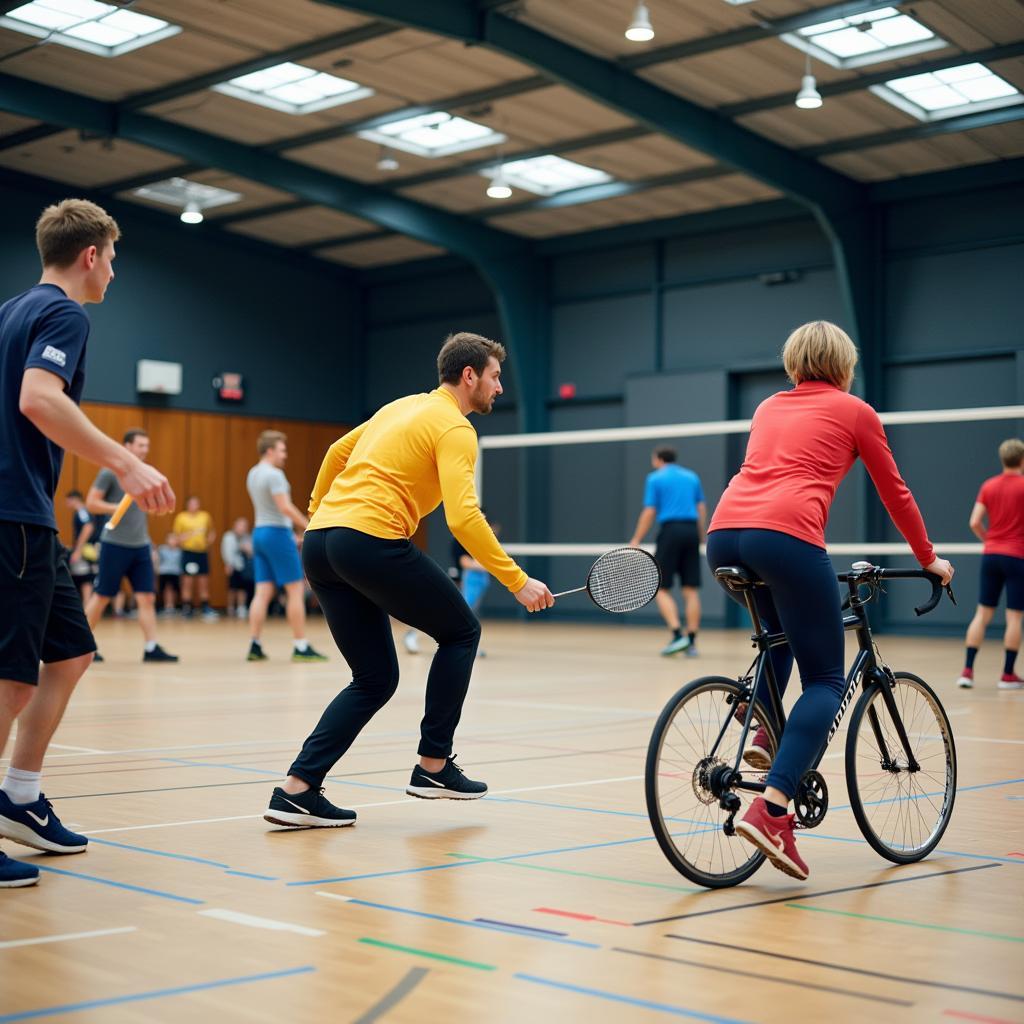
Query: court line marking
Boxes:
[
  {"xmin": 45, "ymin": 743, "xmax": 108, "ymax": 754},
  {"xmin": 33, "ymin": 864, "xmax": 205, "ymax": 904},
  {"xmin": 514, "ymin": 973, "xmax": 752, "ymax": 1023},
  {"xmin": 942, "ymin": 1010, "xmax": 1020, "ymax": 1024},
  {"xmin": 354, "ymin": 967, "xmax": 429, "ymax": 1024},
  {"xmin": 534, "ymin": 907, "xmax": 632, "ymax": 926},
  {"xmin": 336, "ymin": 897, "xmax": 600, "ymax": 948},
  {"xmin": 0, "ymin": 927, "xmax": 137, "ymax": 951},
  {"xmin": 665, "ymin": 935, "xmax": 1024, "ymax": 1004},
  {"xmin": 802, "ymin": 831, "xmax": 1024, "ymax": 866},
  {"xmin": 612, "ymin": 946, "xmax": 914, "ymax": 1007},
  {"xmin": 316, "ymin": 891, "xmax": 354, "ymax": 902},
  {"xmin": 473, "ymin": 918, "xmax": 569, "ymax": 937},
  {"xmin": 634, "ymin": 862, "xmax": 1001, "ymax": 925},
  {"xmin": 197, "ymin": 909, "xmax": 325, "ymax": 937},
  {"xmin": 0, "ymin": 966, "xmax": 316, "ymax": 1023},
  {"xmin": 358, "ymin": 937, "xmax": 496, "ymax": 971},
  {"xmin": 785, "ymin": 903, "xmax": 1024, "ymax": 942}
]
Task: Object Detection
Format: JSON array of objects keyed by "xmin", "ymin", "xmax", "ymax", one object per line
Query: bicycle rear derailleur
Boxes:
[{"xmin": 794, "ymin": 770, "xmax": 829, "ymax": 829}]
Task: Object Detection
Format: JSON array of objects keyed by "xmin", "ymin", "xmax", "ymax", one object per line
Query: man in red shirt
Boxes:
[{"xmin": 957, "ymin": 438, "xmax": 1024, "ymax": 691}]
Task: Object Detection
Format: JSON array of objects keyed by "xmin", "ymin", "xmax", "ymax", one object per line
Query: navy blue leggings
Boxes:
[{"xmin": 706, "ymin": 529, "xmax": 846, "ymax": 799}]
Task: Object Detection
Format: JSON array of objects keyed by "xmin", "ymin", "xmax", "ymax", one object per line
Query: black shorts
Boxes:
[
  {"xmin": 96, "ymin": 542, "xmax": 155, "ymax": 597},
  {"xmin": 655, "ymin": 520, "xmax": 701, "ymax": 589},
  {"xmin": 158, "ymin": 573, "xmax": 181, "ymax": 595},
  {"xmin": 229, "ymin": 569, "xmax": 253, "ymax": 591},
  {"xmin": 0, "ymin": 521, "xmax": 96, "ymax": 685},
  {"xmin": 182, "ymin": 551, "xmax": 210, "ymax": 576},
  {"xmin": 979, "ymin": 553, "xmax": 1024, "ymax": 611}
]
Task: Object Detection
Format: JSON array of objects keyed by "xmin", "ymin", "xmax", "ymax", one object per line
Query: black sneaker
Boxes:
[
  {"xmin": 93, "ymin": 650, "xmax": 104, "ymax": 663},
  {"xmin": 291, "ymin": 645, "xmax": 327, "ymax": 663},
  {"xmin": 247, "ymin": 641, "xmax": 268, "ymax": 662},
  {"xmin": 0, "ymin": 791, "xmax": 87, "ymax": 854},
  {"xmin": 0, "ymin": 850, "xmax": 39, "ymax": 887},
  {"xmin": 143, "ymin": 644, "xmax": 178, "ymax": 663},
  {"xmin": 264, "ymin": 786, "xmax": 356, "ymax": 828},
  {"xmin": 406, "ymin": 756, "xmax": 488, "ymax": 800}
]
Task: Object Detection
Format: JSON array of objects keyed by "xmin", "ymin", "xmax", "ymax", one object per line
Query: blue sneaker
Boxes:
[
  {"xmin": 0, "ymin": 850, "xmax": 39, "ymax": 887},
  {"xmin": 0, "ymin": 792, "xmax": 87, "ymax": 854}
]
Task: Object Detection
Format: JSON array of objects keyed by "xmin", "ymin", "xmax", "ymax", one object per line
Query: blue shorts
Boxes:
[
  {"xmin": 979, "ymin": 553, "xmax": 1024, "ymax": 611},
  {"xmin": 96, "ymin": 542, "xmax": 155, "ymax": 597},
  {"xmin": 253, "ymin": 526, "xmax": 303, "ymax": 586},
  {"xmin": 461, "ymin": 569, "xmax": 490, "ymax": 612}
]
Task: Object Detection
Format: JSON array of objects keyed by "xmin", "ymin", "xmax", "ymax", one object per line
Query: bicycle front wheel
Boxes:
[
  {"xmin": 645, "ymin": 676, "xmax": 778, "ymax": 888},
  {"xmin": 846, "ymin": 671, "xmax": 956, "ymax": 863}
]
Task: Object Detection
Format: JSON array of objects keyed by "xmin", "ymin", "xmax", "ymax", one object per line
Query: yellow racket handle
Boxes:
[{"xmin": 104, "ymin": 494, "xmax": 133, "ymax": 530}]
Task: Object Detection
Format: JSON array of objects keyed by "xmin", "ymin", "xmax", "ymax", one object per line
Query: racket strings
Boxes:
[{"xmin": 587, "ymin": 548, "xmax": 660, "ymax": 613}]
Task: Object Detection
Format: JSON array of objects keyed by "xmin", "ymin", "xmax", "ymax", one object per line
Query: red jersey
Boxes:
[
  {"xmin": 977, "ymin": 472, "xmax": 1024, "ymax": 559},
  {"xmin": 709, "ymin": 380, "xmax": 935, "ymax": 566}
]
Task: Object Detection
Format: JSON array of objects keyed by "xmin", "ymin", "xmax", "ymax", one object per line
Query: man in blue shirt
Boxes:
[
  {"xmin": 0, "ymin": 199, "xmax": 175, "ymax": 888},
  {"xmin": 630, "ymin": 447, "xmax": 706, "ymax": 656}
]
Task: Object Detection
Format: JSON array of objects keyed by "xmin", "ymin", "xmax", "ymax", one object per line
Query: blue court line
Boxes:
[
  {"xmin": 162, "ymin": 758, "xmax": 403, "ymax": 793},
  {"xmin": 514, "ymin": 974, "xmax": 752, "ymax": 1023},
  {"xmin": 474, "ymin": 917, "xmax": 569, "ymax": 937},
  {"xmin": 87, "ymin": 837, "xmax": 279, "ymax": 881},
  {"xmin": 34, "ymin": 864, "xmax": 204, "ymax": 904},
  {"xmin": 291, "ymin": 827, "xmax": 715, "ymax": 885},
  {"xmin": 0, "ymin": 966, "xmax": 315, "ymax": 1022},
  {"xmin": 802, "ymin": 832, "xmax": 1024, "ymax": 865},
  {"xmin": 831, "ymin": 776, "xmax": 1024, "ymax": 812},
  {"xmin": 342, "ymin": 898, "xmax": 600, "ymax": 949},
  {"xmin": 225, "ymin": 870, "xmax": 279, "ymax": 880}
]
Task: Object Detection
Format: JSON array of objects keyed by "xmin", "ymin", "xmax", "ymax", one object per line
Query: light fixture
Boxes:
[
  {"xmin": 870, "ymin": 63, "xmax": 1023, "ymax": 122},
  {"xmin": 480, "ymin": 154, "xmax": 613, "ymax": 197},
  {"xmin": 486, "ymin": 169, "xmax": 512, "ymax": 200},
  {"xmin": 357, "ymin": 111, "xmax": 506, "ymax": 159},
  {"xmin": 376, "ymin": 146, "xmax": 399, "ymax": 172},
  {"xmin": 795, "ymin": 54, "xmax": 822, "ymax": 109},
  {"xmin": 625, "ymin": 1, "xmax": 654, "ymax": 42},
  {"xmin": 180, "ymin": 201, "xmax": 203, "ymax": 225},
  {"xmin": 212, "ymin": 62, "xmax": 374, "ymax": 115}
]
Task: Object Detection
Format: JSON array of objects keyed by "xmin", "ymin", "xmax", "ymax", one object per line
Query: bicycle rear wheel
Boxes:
[
  {"xmin": 645, "ymin": 676, "xmax": 779, "ymax": 888},
  {"xmin": 846, "ymin": 671, "xmax": 956, "ymax": 863}
]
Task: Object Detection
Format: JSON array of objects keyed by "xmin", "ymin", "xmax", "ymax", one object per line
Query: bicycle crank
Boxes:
[{"xmin": 794, "ymin": 769, "xmax": 829, "ymax": 829}]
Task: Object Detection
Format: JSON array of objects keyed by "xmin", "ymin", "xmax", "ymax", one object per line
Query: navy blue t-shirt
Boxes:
[{"xmin": 0, "ymin": 284, "xmax": 89, "ymax": 530}]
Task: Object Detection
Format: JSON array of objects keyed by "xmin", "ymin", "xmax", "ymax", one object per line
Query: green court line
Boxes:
[
  {"xmin": 448, "ymin": 853, "xmax": 703, "ymax": 894},
  {"xmin": 786, "ymin": 904, "xmax": 1024, "ymax": 943},
  {"xmin": 358, "ymin": 938, "xmax": 498, "ymax": 971}
]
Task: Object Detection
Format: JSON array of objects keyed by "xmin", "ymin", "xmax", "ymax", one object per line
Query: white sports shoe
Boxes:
[{"xmin": 403, "ymin": 630, "xmax": 421, "ymax": 655}]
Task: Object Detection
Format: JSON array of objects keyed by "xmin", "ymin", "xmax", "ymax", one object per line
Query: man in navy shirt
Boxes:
[
  {"xmin": 0, "ymin": 199, "xmax": 175, "ymax": 888},
  {"xmin": 630, "ymin": 447, "xmax": 706, "ymax": 656}
]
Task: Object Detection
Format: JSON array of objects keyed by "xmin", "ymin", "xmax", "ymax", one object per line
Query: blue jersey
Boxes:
[
  {"xmin": 0, "ymin": 284, "xmax": 89, "ymax": 530},
  {"xmin": 643, "ymin": 464, "xmax": 704, "ymax": 524}
]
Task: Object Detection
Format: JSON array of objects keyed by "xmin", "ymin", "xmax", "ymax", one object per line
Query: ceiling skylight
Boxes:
[
  {"xmin": 480, "ymin": 155, "xmax": 613, "ymax": 197},
  {"xmin": 1, "ymin": 1, "xmax": 180, "ymax": 57},
  {"xmin": 212, "ymin": 62, "xmax": 373, "ymax": 115},
  {"xmin": 870, "ymin": 63, "xmax": 1023, "ymax": 121},
  {"xmin": 357, "ymin": 112, "xmax": 506, "ymax": 159},
  {"xmin": 781, "ymin": 7, "xmax": 946, "ymax": 69},
  {"xmin": 131, "ymin": 177, "xmax": 243, "ymax": 215}
]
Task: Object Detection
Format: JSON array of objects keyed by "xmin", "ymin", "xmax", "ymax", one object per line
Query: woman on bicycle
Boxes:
[{"xmin": 706, "ymin": 320, "xmax": 954, "ymax": 880}]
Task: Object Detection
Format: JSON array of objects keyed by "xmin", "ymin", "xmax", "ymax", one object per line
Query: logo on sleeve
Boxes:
[{"xmin": 41, "ymin": 345, "xmax": 67, "ymax": 367}]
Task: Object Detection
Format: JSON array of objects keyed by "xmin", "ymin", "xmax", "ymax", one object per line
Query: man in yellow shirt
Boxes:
[
  {"xmin": 173, "ymin": 495, "xmax": 218, "ymax": 621},
  {"xmin": 264, "ymin": 332, "xmax": 553, "ymax": 828}
]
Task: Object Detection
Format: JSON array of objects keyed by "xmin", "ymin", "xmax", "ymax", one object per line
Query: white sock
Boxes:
[
  {"xmin": 1, "ymin": 768, "xmax": 41, "ymax": 805},
  {"xmin": 144, "ymin": 640, "xmax": 157, "ymax": 653},
  {"xmin": 294, "ymin": 639, "xmax": 309, "ymax": 652}
]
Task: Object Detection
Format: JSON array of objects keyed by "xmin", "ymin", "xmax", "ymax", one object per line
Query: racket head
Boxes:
[{"xmin": 585, "ymin": 546, "xmax": 661, "ymax": 613}]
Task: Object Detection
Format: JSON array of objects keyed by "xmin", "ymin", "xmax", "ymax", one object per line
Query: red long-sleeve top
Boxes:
[{"xmin": 709, "ymin": 380, "xmax": 935, "ymax": 567}]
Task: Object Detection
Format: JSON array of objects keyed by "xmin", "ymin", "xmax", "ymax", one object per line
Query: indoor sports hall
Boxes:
[{"xmin": 0, "ymin": 2, "xmax": 1022, "ymax": 1022}]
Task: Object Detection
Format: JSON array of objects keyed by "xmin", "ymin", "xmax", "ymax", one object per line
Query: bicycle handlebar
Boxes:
[{"xmin": 836, "ymin": 566, "xmax": 956, "ymax": 617}]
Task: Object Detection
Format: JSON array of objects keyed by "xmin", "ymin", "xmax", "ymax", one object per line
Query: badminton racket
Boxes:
[{"xmin": 552, "ymin": 547, "xmax": 660, "ymax": 613}]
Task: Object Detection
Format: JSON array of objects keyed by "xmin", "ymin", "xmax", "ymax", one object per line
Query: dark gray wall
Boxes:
[
  {"xmin": 360, "ymin": 183, "xmax": 1024, "ymax": 634},
  {"xmin": 0, "ymin": 177, "xmax": 361, "ymax": 422}
]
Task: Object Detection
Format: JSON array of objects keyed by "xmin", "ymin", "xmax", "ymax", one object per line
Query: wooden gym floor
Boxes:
[{"xmin": 1, "ymin": 616, "xmax": 1022, "ymax": 1023}]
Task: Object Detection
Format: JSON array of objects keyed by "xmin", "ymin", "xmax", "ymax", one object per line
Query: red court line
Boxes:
[
  {"xmin": 944, "ymin": 1010, "xmax": 1021, "ymax": 1024},
  {"xmin": 534, "ymin": 907, "xmax": 632, "ymax": 927},
  {"xmin": 1007, "ymin": 852, "xmax": 1024, "ymax": 858}
]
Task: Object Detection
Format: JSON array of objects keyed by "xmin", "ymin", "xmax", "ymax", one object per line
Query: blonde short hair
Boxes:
[
  {"xmin": 781, "ymin": 321, "xmax": 858, "ymax": 390},
  {"xmin": 257, "ymin": 429, "xmax": 286, "ymax": 456},
  {"xmin": 999, "ymin": 438, "xmax": 1024, "ymax": 468},
  {"xmin": 36, "ymin": 198, "xmax": 120, "ymax": 269}
]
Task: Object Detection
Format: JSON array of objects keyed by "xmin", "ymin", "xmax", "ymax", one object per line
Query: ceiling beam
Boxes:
[
  {"xmin": 0, "ymin": 121, "xmax": 62, "ymax": 151},
  {"xmin": 123, "ymin": 21, "xmax": 399, "ymax": 112}
]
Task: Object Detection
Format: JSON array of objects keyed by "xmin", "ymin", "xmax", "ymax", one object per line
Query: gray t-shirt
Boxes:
[
  {"xmin": 247, "ymin": 462, "xmax": 291, "ymax": 528},
  {"xmin": 92, "ymin": 468, "xmax": 149, "ymax": 547}
]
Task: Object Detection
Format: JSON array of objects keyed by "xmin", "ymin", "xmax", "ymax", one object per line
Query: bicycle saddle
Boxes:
[{"xmin": 713, "ymin": 565, "xmax": 763, "ymax": 590}]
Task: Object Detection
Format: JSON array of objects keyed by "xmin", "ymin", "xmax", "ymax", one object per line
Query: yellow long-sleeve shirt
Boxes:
[{"xmin": 307, "ymin": 387, "xmax": 527, "ymax": 592}]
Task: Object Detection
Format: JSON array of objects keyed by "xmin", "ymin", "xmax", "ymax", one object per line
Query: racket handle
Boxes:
[
  {"xmin": 551, "ymin": 586, "xmax": 585, "ymax": 599},
  {"xmin": 104, "ymin": 494, "xmax": 133, "ymax": 530}
]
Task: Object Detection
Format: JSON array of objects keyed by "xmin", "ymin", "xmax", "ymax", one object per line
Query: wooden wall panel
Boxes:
[{"xmin": 186, "ymin": 413, "xmax": 230, "ymax": 606}]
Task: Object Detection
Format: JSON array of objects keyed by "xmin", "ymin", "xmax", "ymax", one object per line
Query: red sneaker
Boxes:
[
  {"xmin": 956, "ymin": 667, "xmax": 973, "ymax": 690},
  {"xmin": 742, "ymin": 727, "xmax": 773, "ymax": 771},
  {"xmin": 998, "ymin": 673, "xmax": 1024, "ymax": 691},
  {"xmin": 735, "ymin": 797, "xmax": 809, "ymax": 880}
]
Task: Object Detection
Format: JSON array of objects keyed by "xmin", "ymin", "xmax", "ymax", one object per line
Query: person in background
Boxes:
[
  {"xmin": 221, "ymin": 516, "xmax": 254, "ymax": 619},
  {"xmin": 630, "ymin": 446, "xmax": 706, "ymax": 657},
  {"xmin": 174, "ymin": 495, "xmax": 218, "ymax": 621},
  {"xmin": 957, "ymin": 438, "xmax": 1024, "ymax": 691},
  {"xmin": 65, "ymin": 489, "xmax": 97, "ymax": 604},
  {"xmin": 156, "ymin": 532, "xmax": 183, "ymax": 616},
  {"xmin": 449, "ymin": 510, "xmax": 499, "ymax": 658}
]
